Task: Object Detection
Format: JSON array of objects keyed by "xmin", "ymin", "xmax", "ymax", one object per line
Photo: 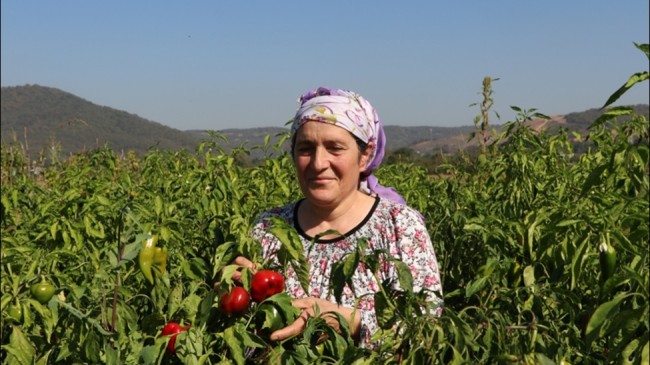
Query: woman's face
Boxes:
[{"xmin": 293, "ymin": 122, "xmax": 372, "ymax": 208}]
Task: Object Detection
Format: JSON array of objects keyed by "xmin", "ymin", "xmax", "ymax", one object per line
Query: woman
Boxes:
[{"xmin": 234, "ymin": 87, "xmax": 443, "ymax": 347}]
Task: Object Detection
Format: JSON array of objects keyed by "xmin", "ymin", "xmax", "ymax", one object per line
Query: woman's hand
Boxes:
[
  {"xmin": 214, "ymin": 256, "xmax": 257, "ymax": 291},
  {"xmin": 269, "ymin": 297, "xmax": 361, "ymax": 342},
  {"xmin": 230, "ymin": 256, "xmax": 257, "ymax": 282}
]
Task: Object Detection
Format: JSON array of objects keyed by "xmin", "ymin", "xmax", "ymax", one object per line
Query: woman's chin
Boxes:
[{"xmin": 305, "ymin": 192, "xmax": 339, "ymax": 207}]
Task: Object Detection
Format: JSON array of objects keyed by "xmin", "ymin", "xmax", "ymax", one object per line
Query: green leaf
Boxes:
[
  {"xmin": 140, "ymin": 339, "xmax": 166, "ymax": 365},
  {"xmin": 4, "ymin": 326, "xmax": 35, "ymax": 365},
  {"xmin": 602, "ymin": 71, "xmax": 649, "ymax": 109},
  {"xmin": 223, "ymin": 327, "xmax": 246, "ymax": 365},
  {"xmin": 54, "ymin": 343, "xmax": 71, "ymax": 362},
  {"xmin": 392, "ymin": 259, "xmax": 414, "ymax": 293},
  {"xmin": 154, "ymin": 195, "xmax": 163, "ymax": 217},
  {"xmin": 1, "ymin": 294, "xmax": 12, "ymax": 311},
  {"xmin": 182, "ymin": 293, "xmax": 203, "ymax": 323},
  {"xmin": 83, "ymin": 329, "xmax": 101, "ymax": 364},
  {"xmin": 342, "ymin": 251, "xmax": 359, "ymax": 279},
  {"xmin": 580, "ymin": 163, "xmax": 607, "ymax": 197},
  {"xmin": 556, "ymin": 219, "xmax": 582, "ymax": 227},
  {"xmin": 330, "ymin": 250, "xmax": 360, "ymax": 304},
  {"xmin": 120, "ymin": 239, "xmax": 141, "ymax": 263},
  {"xmin": 586, "ymin": 293, "xmax": 632, "ymax": 346},
  {"xmin": 50, "ymin": 221, "xmax": 59, "ymax": 241},
  {"xmin": 374, "ymin": 290, "xmax": 394, "ymax": 329},
  {"xmin": 634, "ymin": 42, "xmax": 649, "ymax": 59},
  {"xmin": 534, "ymin": 353, "xmax": 556, "ymax": 365},
  {"xmin": 590, "ymin": 106, "xmax": 634, "ymax": 130},
  {"xmin": 97, "ymin": 195, "xmax": 111, "ymax": 206},
  {"xmin": 605, "ymin": 306, "xmax": 646, "ymax": 339},
  {"xmin": 167, "ymin": 283, "xmax": 183, "ymax": 317},
  {"xmin": 211, "ymin": 241, "xmax": 237, "ymax": 279},
  {"xmin": 27, "ymin": 299, "xmax": 54, "ymax": 339},
  {"xmin": 35, "ymin": 350, "xmax": 53, "ymax": 365},
  {"xmin": 238, "ymin": 328, "xmax": 266, "ymax": 349},
  {"xmin": 462, "ymin": 223, "xmax": 485, "ymax": 232},
  {"xmin": 104, "ymin": 343, "xmax": 119, "ymax": 365},
  {"xmin": 570, "ymin": 237, "xmax": 589, "ymax": 290},
  {"xmin": 266, "ymin": 216, "xmax": 310, "ymax": 295},
  {"xmin": 465, "ymin": 276, "xmax": 489, "ymax": 298}
]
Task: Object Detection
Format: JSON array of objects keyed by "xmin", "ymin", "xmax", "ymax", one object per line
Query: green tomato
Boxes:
[
  {"xmin": 31, "ymin": 283, "xmax": 56, "ymax": 304},
  {"xmin": 6, "ymin": 302, "xmax": 23, "ymax": 323}
]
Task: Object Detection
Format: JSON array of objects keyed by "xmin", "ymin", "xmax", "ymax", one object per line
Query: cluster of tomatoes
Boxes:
[{"xmin": 161, "ymin": 269, "xmax": 285, "ymax": 355}]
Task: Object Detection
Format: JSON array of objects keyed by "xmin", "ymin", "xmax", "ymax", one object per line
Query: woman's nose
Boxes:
[{"xmin": 311, "ymin": 147, "xmax": 329, "ymax": 170}]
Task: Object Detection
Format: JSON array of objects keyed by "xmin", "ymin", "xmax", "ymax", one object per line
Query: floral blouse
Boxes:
[{"xmin": 251, "ymin": 196, "xmax": 444, "ymax": 348}]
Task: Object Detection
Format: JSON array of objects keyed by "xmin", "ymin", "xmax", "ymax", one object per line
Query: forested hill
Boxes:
[
  {"xmin": 2, "ymin": 84, "xmax": 648, "ymax": 159},
  {"xmin": 1, "ymin": 85, "xmax": 201, "ymax": 157}
]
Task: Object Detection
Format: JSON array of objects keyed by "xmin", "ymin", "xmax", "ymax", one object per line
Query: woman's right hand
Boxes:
[
  {"xmin": 214, "ymin": 256, "xmax": 257, "ymax": 292},
  {"xmin": 269, "ymin": 297, "xmax": 361, "ymax": 342},
  {"xmin": 230, "ymin": 256, "xmax": 257, "ymax": 282}
]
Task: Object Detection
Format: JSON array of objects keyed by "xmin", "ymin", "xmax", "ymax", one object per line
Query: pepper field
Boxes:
[{"xmin": 1, "ymin": 47, "xmax": 648, "ymax": 364}]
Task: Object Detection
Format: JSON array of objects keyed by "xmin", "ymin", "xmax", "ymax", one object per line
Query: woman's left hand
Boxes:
[{"xmin": 269, "ymin": 297, "xmax": 361, "ymax": 341}]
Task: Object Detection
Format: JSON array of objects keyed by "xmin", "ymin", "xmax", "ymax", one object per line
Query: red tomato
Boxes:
[
  {"xmin": 161, "ymin": 322, "xmax": 190, "ymax": 355},
  {"xmin": 220, "ymin": 286, "xmax": 250, "ymax": 315},
  {"xmin": 250, "ymin": 270, "xmax": 285, "ymax": 302}
]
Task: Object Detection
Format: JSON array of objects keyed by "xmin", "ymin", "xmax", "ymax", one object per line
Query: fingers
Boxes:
[
  {"xmin": 231, "ymin": 257, "xmax": 257, "ymax": 283},
  {"xmin": 266, "ymin": 298, "xmax": 360, "ymax": 342},
  {"xmin": 269, "ymin": 311, "xmax": 309, "ymax": 342},
  {"xmin": 215, "ymin": 256, "xmax": 257, "ymax": 290},
  {"xmin": 231, "ymin": 270, "xmax": 243, "ymax": 282},
  {"xmin": 291, "ymin": 297, "xmax": 315, "ymax": 311},
  {"xmin": 269, "ymin": 298, "xmax": 316, "ymax": 341},
  {"xmin": 233, "ymin": 256, "xmax": 257, "ymax": 271}
]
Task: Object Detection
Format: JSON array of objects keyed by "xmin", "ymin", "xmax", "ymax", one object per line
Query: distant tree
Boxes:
[{"xmin": 385, "ymin": 147, "xmax": 417, "ymax": 165}]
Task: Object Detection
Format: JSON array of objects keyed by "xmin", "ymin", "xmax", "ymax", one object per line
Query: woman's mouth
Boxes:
[{"xmin": 310, "ymin": 176, "xmax": 334, "ymax": 183}]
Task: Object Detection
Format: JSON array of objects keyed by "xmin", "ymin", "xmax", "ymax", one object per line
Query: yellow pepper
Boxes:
[
  {"xmin": 138, "ymin": 234, "xmax": 158, "ymax": 284},
  {"xmin": 153, "ymin": 246, "xmax": 168, "ymax": 275}
]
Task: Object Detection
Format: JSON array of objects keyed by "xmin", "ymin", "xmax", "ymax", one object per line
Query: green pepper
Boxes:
[
  {"xmin": 138, "ymin": 234, "xmax": 158, "ymax": 284},
  {"xmin": 31, "ymin": 282, "xmax": 56, "ymax": 304},
  {"xmin": 598, "ymin": 241, "xmax": 616, "ymax": 283},
  {"xmin": 255, "ymin": 302, "xmax": 286, "ymax": 338},
  {"xmin": 6, "ymin": 302, "xmax": 23, "ymax": 323},
  {"xmin": 152, "ymin": 246, "xmax": 168, "ymax": 275}
]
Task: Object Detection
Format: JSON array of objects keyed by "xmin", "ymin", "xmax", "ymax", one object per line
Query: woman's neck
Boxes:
[{"xmin": 298, "ymin": 191, "xmax": 375, "ymax": 239}]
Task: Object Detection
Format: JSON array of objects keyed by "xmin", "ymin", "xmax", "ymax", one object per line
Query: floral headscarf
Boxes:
[{"xmin": 291, "ymin": 86, "xmax": 407, "ymax": 206}]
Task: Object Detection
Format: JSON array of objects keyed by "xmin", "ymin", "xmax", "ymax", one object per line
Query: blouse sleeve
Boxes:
[
  {"xmin": 250, "ymin": 210, "xmax": 286, "ymax": 266},
  {"xmin": 357, "ymin": 205, "xmax": 444, "ymax": 348},
  {"xmin": 382, "ymin": 206, "xmax": 444, "ymax": 313}
]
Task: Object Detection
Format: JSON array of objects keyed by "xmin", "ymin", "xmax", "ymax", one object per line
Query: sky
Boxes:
[{"xmin": 2, "ymin": 1, "xmax": 648, "ymax": 131}]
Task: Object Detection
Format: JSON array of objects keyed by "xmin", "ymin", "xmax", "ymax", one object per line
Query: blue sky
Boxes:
[{"xmin": 2, "ymin": 1, "xmax": 648, "ymax": 131}]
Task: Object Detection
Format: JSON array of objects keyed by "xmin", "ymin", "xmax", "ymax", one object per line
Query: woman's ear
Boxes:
[{"xmin": 360, "ymin": 141, "xmax": 374, "ymax": 173}]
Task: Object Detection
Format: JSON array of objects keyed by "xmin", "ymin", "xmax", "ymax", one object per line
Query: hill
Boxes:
[
  {"xmin": 2, "ymin": 84, "xmax": 648, "ymax": 161},
  {"xmin": 1, "ymin": 85, "xmax": 201, "ymax": 158}
]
